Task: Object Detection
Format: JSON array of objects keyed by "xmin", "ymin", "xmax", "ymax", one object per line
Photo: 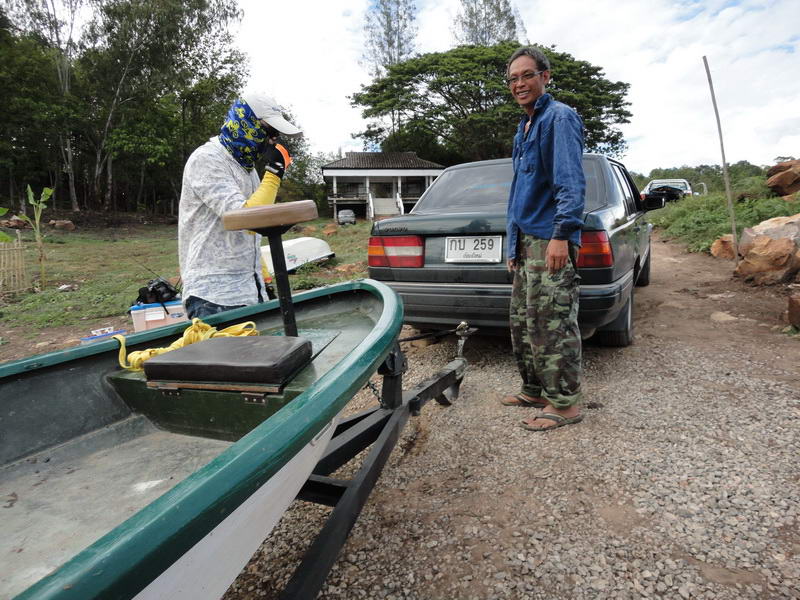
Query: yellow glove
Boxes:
[
  {"xmin": 244, "ymin": 144, "xmax": 291, "ymax": 208},
  {"xmin": 260, "ymin": 255, "xmax": 272, "ymax": 283},
  {"xmin": 245, "ymin": 171, "xmax": 280, "ymax": 207}
]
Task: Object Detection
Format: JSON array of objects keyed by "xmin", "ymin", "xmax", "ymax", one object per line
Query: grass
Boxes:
[
  {"xmin": 0, "ymin": 217, "xmax": 372, "ymax": 331},
  {"xmin": 649, "ymin": 193, "xmax": 798, "ymax": 252}
]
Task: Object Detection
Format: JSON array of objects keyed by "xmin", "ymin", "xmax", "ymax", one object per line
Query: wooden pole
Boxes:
[{"xmin": 703, "ymin": 56, "xmax": 740, "ymax": 265}]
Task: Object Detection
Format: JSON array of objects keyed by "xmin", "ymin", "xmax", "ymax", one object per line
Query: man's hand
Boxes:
[
  {"xmin": 545, "ymin": 239, "xmax": 569, "ymax": 273},
  {"xmin": 506, "ymin": 258, "xmax": 517, "ymax": 273},
  {"xmin": 245, "ymin": 143, "xmax": 292, "ymax": 208},
  {"xmin": 263, "ymin": 143, "xmax": 291, "ymax": 179}
]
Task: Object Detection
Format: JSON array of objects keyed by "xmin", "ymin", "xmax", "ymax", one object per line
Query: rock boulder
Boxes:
[
  {"xmin": 766, "ymin": 160, "xmax": 800, "ymax": 196},
  {"xmin": 734, "ymin": 236, "xmax": 800, "ymax": 285},
  {"xmin": 710, "ymin": 234, "xmax": 735, "ymax": 260},
  {"xmin": 766, "ymin": 159, "xmax": 800, "ymax": 178},
  {"xmin": 49, "ymin": 219, "xmax": 76, "ymax": 231},
  {"xmin": 2, "ymin": 216, "xmax": 29, "ymax": 229},
  {"xmin": 788, "ymin": 295, "xmax": 800, "ymax": 328},
  {"xmin": 738, "ymin": 213, "xmax": 800, "ymax": 256}
]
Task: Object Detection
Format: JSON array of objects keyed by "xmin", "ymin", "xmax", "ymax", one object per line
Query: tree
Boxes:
[
  {"xmin": 352, "ymin": 42, "xmax": 632, "ymax": 162},
  {"xmin": 2, "ymin": 0, "xmax": 248, "ymax": 216},
  {"xmin": 362, "ymin": 0, "xmax": 417, "ymax": 78},
  {"xmin": 453, "ymin": 0, "xmax": 521, "ymax": 46},
  {"xmin": 512, "ymin": 4, "xmax": 528, "ymax": 44},
  {"xmin": 0, "ymin": 10, "xmax": 64, "ymax": 213},
  {"xmin": 78, "ymin": 0, "xmax": 244, "ymax": 210},
  {"xmin": 11, "ymin": 0, "xmax": 85, "ymax": 211},
  {"xmin": 362, "ymin": 0, "xmax": 417, "ymax": 138},
  {"xmin": 647, "ymin": 160, "xmax": 766, "ymax": 195},
  {"xmin": 380, "ymin": 122, "xmax": 467, "ymax": 166}
]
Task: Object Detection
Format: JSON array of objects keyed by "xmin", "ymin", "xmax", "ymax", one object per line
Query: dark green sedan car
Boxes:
[{"xmin": 367, "ymin": 154, "xmax": 663, "ymax": 346}]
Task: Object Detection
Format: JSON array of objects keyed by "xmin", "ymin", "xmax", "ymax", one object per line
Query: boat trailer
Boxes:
[
  {"xmin": 281, "ymin": 335, "xmax": 469, "ymax": 599},
  {"xmin": 233, "ymin": 201, "xmax": 473, "ymax": 599}
]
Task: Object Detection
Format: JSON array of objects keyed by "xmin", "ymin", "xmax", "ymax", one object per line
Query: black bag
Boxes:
[{"xmin": 135, "ymin": 278, "xmax": 179, "ymax": 307}]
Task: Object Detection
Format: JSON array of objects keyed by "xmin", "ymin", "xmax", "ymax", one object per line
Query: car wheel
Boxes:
[
  {"xmin": 635, "ymin": 246, "xmax": 651, "ymax": 287},
  {"xmin": 594, "ymin": 288, "xmax": 634, "ymax": 347}
]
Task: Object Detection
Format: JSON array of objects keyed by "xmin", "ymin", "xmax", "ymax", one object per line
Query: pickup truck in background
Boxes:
[{"xmin": 640, "ymin": 178, "xmax": 693, "ymax": 201}]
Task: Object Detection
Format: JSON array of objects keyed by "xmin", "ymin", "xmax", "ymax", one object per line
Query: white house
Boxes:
[{"xmin": 321, "ymin": 152, "xmax": 444, "ymax": 220}]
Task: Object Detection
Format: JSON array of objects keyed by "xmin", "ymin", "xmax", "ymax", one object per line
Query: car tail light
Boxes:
[
  {"xmin": 577, "ymin": 231, "xmax": 613, "ymax": 267},
  {"xmin": 368, "ymin": 235, "xmax": 424, "ymax": 268}
]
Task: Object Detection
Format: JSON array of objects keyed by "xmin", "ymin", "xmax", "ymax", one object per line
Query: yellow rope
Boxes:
[{"xmin": 112, "ymin": 318, "xmax": 259, "ymax": 371}]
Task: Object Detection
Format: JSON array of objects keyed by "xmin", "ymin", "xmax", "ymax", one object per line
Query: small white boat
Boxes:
[{"xmin": 260, "ymin": 236, "xmax": 334, "ymax": 274}]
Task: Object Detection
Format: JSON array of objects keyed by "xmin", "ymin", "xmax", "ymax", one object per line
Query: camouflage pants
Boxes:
[{"xmin": 509, "ymin": 235, "xmax": 582, "ymax": 408}]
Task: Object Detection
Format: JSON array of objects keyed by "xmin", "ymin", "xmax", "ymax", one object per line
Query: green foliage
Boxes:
[
  {"xmin": 650, "ymin": 194, "xmax": 798, "ymax": 252},
  {"xmin": 381, "ymin": 123, "xmax": 469, "ymax": 166},
  {"xmin": 629, "ymin": 171, "xmax": 648, "ymax": 191},
  {"xmin": 0, "ymin": 17, "xmax": 64, "ymax": 205},
  {"xmin": 646, "ymin": 160, "xmax": 767, "ymax": 195},
  {"xmin": 290, "ymin": 262, "xmax": 326, "ymax": 291},
  {"xmin": 0, "ymin": 220, "xmax": 373, "ymax": 332},
  {"xmin": 16, "ymin": 186, "xmax": 53, "ymax": 286},
  {"xmin": 351, "ymin": 42, "xmax": 631, "ymax": 162},
  {"xmin": 734, "ymin": 175, "xmax": 772, "ymax": 200},
  {"xmin": 1, "ymin": 1, "xmax": 247, "ymax": 213},
  {"xmin": 0, "ymin": 207, "xmax": 10, "ymax": 242},
  {"xmin": 0, "ymin": 225, "xmax": 180, "ymax": 329}
]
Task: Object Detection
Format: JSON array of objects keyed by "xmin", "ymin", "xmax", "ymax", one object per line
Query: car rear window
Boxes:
[
  {"xmin": 651, "ymin": 180, "xmax": 688, "ymax": 191},
  {"xmin": 413, "ymin": 158, "xmax": 604, "ymax": 214}
]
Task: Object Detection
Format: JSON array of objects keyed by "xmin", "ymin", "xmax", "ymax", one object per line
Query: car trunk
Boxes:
[{"xmin": 371, "ymin": 212, "xmax": 510, "ymax": 284}]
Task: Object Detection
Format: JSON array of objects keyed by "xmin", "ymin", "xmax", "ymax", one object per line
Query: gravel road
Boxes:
[{"xmin": 225, "ymin": 236, "xmax": 800, "ymax": 599}]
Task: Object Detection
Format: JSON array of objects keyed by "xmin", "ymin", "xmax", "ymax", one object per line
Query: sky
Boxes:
[{"xmin": 235, "ymin": 0, "xmax": 800, "ymax": 174}]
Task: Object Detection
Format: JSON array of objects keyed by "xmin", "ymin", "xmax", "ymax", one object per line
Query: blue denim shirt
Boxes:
[{"xmin": 507, "ymin": 93, "xmax": 586, "ymax": 259}]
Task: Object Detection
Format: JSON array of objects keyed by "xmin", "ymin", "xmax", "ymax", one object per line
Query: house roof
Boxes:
[{"xmin": 322, "ymin": 152, "xmax": 443, "ymax": 170}]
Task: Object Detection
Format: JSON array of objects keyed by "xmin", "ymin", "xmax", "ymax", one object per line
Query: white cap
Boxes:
[{"xmin": 240, "ymin": 88, "xmax": 302, "ymax": 137}]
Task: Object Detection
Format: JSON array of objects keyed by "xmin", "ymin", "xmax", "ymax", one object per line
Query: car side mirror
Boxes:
[{"xmin": 643, "ymin": 195, "xmax": 665, "ymax": 211}]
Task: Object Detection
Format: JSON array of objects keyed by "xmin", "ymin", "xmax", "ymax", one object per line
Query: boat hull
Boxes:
[
  {"xmin": 133, "ymin": 419, "xmax": 336, "ymax": 600},
  {"xmin": 1, "ymin": 279, "xmax": 403, "ymax": 600}
]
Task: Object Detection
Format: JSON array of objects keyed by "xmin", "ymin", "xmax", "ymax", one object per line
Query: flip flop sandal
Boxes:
[
  {"xmin": 520, "ymin": 412, "xmax": 583, "ymax": 432},
  {"xmin": 500, "ymin": 393, "xmax": 547, "ymax": 408}
]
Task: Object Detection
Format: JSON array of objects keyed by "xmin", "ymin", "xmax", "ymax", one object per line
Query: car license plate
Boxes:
[{"xmin": 444, "ymin": 236, "xmax": 502, "ymax": 263}]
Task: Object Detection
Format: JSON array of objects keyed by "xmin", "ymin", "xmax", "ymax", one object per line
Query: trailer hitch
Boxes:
[{"xmin": 398, "ymin": 321, "xmax": 477, "ymax": 358}]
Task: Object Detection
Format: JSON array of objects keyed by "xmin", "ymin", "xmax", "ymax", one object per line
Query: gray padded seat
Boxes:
[{"xmin": 143, "ymin": 336, "xmax": 311, "ymax": 386}]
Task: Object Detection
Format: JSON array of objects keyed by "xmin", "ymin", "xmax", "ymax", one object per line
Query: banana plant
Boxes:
[
  {"xmin": 16, "ymin": 186, "xmax": 54, "ymax": 288},
  {"xmin": 0, "ymin": 207, "xmax": 11, "ymax": 242}
]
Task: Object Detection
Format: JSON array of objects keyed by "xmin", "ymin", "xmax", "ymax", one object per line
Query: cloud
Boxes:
[
  {"xmin": 236, "ymin": 0, "xmax": 800, "ymax": 172},
  {"xmin": 235, "ymin": 0, "xmax": 371, "ymax": 155}
]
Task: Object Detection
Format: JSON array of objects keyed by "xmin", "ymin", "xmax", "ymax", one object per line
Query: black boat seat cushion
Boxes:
[{"xmin": 143, "ymin": 336, "xmax": 312, "ymax": 386}]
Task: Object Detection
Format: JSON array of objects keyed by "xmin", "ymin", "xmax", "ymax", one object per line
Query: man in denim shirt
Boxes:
[{"xmin": 500, "ymin": 46, "xmax": 586, "ymax": 431}]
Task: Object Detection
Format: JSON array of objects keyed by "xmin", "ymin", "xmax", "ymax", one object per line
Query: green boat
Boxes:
[{"xmin": 0, "ymin": 202, "xmax": 468, "ymax": 600}]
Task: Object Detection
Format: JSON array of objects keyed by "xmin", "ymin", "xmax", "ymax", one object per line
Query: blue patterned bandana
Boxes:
[{"xmin": 218, "ymin": 99, "xmax": 269, "ymax": 171}]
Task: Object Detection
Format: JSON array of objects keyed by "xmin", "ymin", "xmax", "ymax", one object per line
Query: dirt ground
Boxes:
[
  {"xmin": 220, "ymin": 231, "xmax": 799, "ymax": 599},
  {"xmin": 0, "ymin": 314, "xmax": 131, "ymax": 364},
  {"xmin": 1, "ymin": 231, "xmax": 796, "ymax": 366},
  {"xmin": 632, "ymin": 232, "xmax": 797, "ymax": 372},
  {"xmin": 3, "ymin": 233, "xmax": 798, "ymax": 598}
]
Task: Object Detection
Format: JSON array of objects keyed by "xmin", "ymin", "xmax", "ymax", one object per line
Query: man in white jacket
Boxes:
[{"xmin": 178, "ymin": 89, "xmax": 301, "ymax": 319}]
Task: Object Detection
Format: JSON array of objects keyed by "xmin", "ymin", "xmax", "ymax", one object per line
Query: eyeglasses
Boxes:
[{"xmin": 506, "ymin": 70, "xmax": 543, "ymax": 86}]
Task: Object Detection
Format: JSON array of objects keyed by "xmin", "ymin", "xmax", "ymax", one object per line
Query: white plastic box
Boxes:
[{"xmin": 129, "ymin": 299, "xmax": 188, "ymax": 332}]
